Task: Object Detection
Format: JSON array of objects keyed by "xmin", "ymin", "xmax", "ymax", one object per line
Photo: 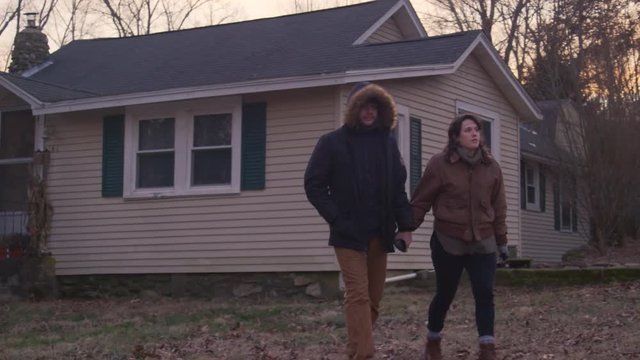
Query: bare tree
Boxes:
[
  {"xmin": 35, "ymin": 0, "xmax": 59, "ymax": 29},
  {"xmin": 46, "ymin": 0, "xmax": 95, "ymax": 47},
  {"xmin": 288, "ymin": 0, "xmax": 364, "ymax": 14},
  {"xmin": 524, "ymin": 0, "xmax": 640, "ymax": 250},
  {"xmin": 0, "ymin": 1, "xmax": 22, "ymax": 39},
  {"xmin": 99, "ymin": 0, "xmax": 235, "ymax": 37},
  {"xmin": 422, "ymin": 0, "xmax": 533, "ymax": 74},
  {"xmin": 557, "ymin": 103, "xmax": 640, "ymax": 251}
]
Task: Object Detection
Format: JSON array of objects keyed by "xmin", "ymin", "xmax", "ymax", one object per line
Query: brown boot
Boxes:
[
  {"xmin": 477, "ymin": 343, "xmax": 496, "ymax": 360},
  {"xmin": 423, "ymin": 337, "xmax": 442, "ymax": 360}
]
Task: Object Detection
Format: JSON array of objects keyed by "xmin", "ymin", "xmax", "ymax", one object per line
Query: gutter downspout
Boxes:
[{"xmin": 385, "ymin": 272, "xmax": 419, "ymax": 283}]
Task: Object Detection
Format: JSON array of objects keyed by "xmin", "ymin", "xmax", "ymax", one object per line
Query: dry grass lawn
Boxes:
[{"xmin": 1, "ymin": 279, "xmax": 639, "ymax": 360}]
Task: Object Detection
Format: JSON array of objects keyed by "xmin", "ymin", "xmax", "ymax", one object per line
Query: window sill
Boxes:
[{"xmin": 124, "ymin": 186, "xmax": 240, "ymax": 200}]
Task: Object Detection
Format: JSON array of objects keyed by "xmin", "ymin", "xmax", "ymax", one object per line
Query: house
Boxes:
[
  {"xmin": 519, "ymin": 100, "xmax": 588, "ymax": 263},
  {"xmin": 0, "ymin": 0, "xmax": 542, "ymax": 277}
]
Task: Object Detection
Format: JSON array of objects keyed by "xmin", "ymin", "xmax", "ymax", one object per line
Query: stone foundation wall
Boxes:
[{"xmin": 57, "ymin": 272, "xmax": 343, "ymax": 300}]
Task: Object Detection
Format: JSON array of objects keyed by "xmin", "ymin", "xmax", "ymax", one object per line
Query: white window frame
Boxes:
[
  {"xmin": 455, "ymin": 100, "xmax": 501, "ymax": 162},
  {"xmin": 123, "ymin": 96, "xmax": 242, "ymax": 198},
  {"xmin": 559, "ymin": 185, "xmax": 574, "ymax": 232},
  {"xmin": 524, "ymin": 162, "xmax": 541, "ymax": 211},
  {"xmin": 394, "ymin": 104, "xmax": 411, "ymax": 195}
]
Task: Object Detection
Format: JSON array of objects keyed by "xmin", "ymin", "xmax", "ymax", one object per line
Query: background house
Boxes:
[
  {"xmin": 0, "ymin": 0, "xmax": 542, "ymax": 276},
  {"xmin": 520, "ymin": 99, "xmax": 588, "ymax": 263}
]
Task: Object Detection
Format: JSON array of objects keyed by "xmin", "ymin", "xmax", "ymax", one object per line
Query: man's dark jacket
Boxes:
[{"xmin": 304, "ymin": 83, "xmax": 414, "ymax": 252}]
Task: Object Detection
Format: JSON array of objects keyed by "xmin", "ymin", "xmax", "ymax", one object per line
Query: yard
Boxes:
[{"xmin": 1, "ymin": 279, "xmax": 639, "ymax": 360}]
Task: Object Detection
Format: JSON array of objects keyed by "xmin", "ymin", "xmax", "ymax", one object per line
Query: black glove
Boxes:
[{"xmin": 498, "ymin": 245, "xmax": 509, "ymax": 262}]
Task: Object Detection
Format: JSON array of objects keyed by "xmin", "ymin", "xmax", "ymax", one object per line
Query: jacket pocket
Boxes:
[
  {"xmin": 331, "ymin": 211, "xmax": 357, "ymax": 238},
  {"xmin": 479, "ymin": 199, "xmax": 495, "ymax": 221},
  {"xmin": 435, "ymin": 197, "xmax": 468, "ymax": 224}
]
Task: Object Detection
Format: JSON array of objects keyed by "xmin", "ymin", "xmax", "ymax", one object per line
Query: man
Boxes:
[{"xmin": 304, "ymin": 82, "xmax": 413, "ymax": 360}]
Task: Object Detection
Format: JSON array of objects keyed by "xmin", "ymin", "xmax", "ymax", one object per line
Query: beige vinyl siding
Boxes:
[
  {"xmin": 379, "ymin": 54, "xmax": 522, "ymax": 270},
  {"xmin": 46, "ymin": 88, "xmax": 339, "ymax": 275},
  {"xmin": 366, "ymin": 18, "xmax": 404, "ymax": 43},
  {"xmin": 47, "ymin": 53, "xmax": 527, "ymax": 275},
  {"xmin": 521, "ymin": 168, "xmax": 588, "ymax": 263}
]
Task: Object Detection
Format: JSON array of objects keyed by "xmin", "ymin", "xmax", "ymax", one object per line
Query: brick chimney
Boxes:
[{"xmin": 9, "ymin": 12, "xmax": 50, "ymax": 75}]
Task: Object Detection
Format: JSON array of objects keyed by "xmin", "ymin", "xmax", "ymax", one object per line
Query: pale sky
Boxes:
[
  {"xmin": 240, "ymin": 0, "xmax": 293, "ymax": 19},
  {"xmin": 237, "ymin": 0, "xmax": 431, "ymax": 23}
]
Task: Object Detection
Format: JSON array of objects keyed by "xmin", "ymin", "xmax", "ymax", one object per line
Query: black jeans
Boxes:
[{"xmin": 427, "ymin": 232, "xmax": 497, "ymax": 337}]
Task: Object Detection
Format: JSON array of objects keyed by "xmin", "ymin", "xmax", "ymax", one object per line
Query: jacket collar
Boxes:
[{"xmin": 447, "ymin": 148, "xmax": 493, "ymax": 165}]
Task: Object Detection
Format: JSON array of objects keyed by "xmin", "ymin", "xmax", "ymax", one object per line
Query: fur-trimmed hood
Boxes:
[{"xmin": 343, "ymin": 83, "xmax": 397, "ymax": 130}]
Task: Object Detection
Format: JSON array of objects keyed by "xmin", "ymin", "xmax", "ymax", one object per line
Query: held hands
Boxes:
[{"xmin": 394, "ymin": 231, "xmax": 413, "ymax": 252}]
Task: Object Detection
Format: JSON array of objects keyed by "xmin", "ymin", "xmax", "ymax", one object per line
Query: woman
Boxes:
[{"xmin": 404, "ymin": 113, "xmax": 508, "ymax": 360}]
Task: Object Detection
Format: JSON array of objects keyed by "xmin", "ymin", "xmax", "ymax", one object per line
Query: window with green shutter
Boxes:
[
  {"xmin": 118, "ymin": 97, "xmax": 261, "ymax": 197},
  {"xmin": 104, "ymin": 98, "xmax": 267, "ymax": 198}
]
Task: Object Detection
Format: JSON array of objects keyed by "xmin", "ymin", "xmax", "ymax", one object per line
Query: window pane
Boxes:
[
  {"xmin": 527, "ymin": 186, "xmax": 536, "ymax": 204},
  {"xmin": 139, "ymin": 118, "xmax": 174, "ymax": 150},
  {"xmin": 526, "ymin": 168, "xmax": 534, "ymax": 185},
  {"xmin": 192, "ymin": 148, "xmax": 231, "ymax": 185},
  {"xmin": 482, "ymin": 120, "xmax": 492, "ymax": 149},
  {"xmin": 0, "ymin": 163, "xmax": 30, "ymax": 211},
  {"xmin": 561, "ymin": 203, "xmax": 572, "ymax": 229},
  {"xmin": 0, "ymin": 110, "xmax": 34, "ymax": 159},
  {"xmin": 137, "ymin": 152, "xmax": 174, "ymax": 188},
  {"xmin": 193, "ymin": 114, "xmax": 231, "ymax": 147}
]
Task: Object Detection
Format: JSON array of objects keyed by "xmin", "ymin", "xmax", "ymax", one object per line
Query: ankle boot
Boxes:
[
  {"xmin": 478, "ymin": 343, "xmax": 496, "ymax": 360},
  {"xmin": 423, "ymin": 337, "xmax": 442, "ymax": 360}
]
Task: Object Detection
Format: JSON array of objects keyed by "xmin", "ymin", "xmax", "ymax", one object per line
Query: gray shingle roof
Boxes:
[
  {"xmin": 520, "ymin": 100, "xmax": 565, "ymax": 160},
  {"xmin": 2, "ymin": 0, "xmax": 480, "ymax": 103},
  {"xmin": 0, "ymin": 72, "xmax": 98, "ymax": 102}
]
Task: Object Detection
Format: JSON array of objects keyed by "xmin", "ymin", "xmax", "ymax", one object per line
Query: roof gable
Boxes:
[
  {"xmin": 354, "ymin": 0, "xmax": 426, "ymax": 44},
  {"xmin": 460, "ymin": 34, "xmax": 542, "ymax": 122}
]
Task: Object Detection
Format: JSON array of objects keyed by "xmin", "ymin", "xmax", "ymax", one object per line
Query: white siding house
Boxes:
[
  {"xmin": 519, "ymin": 100, "xmax": 588, "ymax": 263},
  {"xmin": 0, "ymin": 0, "xmax": 543, "ymax": 275}
]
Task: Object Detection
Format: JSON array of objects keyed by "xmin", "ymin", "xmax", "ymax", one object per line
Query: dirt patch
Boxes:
[{"xmin": 1, "ymin": 280, "xmax": 638, "ymax": 360}]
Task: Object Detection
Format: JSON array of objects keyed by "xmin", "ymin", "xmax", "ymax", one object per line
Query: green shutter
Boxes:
[
  {"xmin": 571, "ymin": 177, "xmax": 578, "ymax": 232},
  {"xmin": 520, "ymin": 161, "xmax": 526, "ymax": 209},
  {"xmin": 102, "ymin": 115, "xmax": 124, "ymax": 197},
  {"xmin": 241, "ymin": 102, "xmax": 267, "ymax": 190},
  {"xmin": 409, "ymin": 117, "xmax": 422, "ymax": 194},
  {"xmin": 540, "ymin": 168, "xmax": 546, "ymax": 212},
  {"xmin": 553, "ymin": 182, "xmax": 560, "ymax": 231}
]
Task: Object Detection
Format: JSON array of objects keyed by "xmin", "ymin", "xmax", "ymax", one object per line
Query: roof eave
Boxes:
[
  {"xmin": 0, "ymin": 75, "xmax": 44, "ymax": 108},
  {"xmin": 30, "ymin": 64, "xmax": 456, "ymax": 115},
  {"xmin": 520, "ymin": 150, "xmax": 560, "ymax": 166}
]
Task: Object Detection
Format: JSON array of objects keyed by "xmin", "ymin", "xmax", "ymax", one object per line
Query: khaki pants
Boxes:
[{"xmin": 334, "ymin": 237, "xmax": 388, "ymax": 360}]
